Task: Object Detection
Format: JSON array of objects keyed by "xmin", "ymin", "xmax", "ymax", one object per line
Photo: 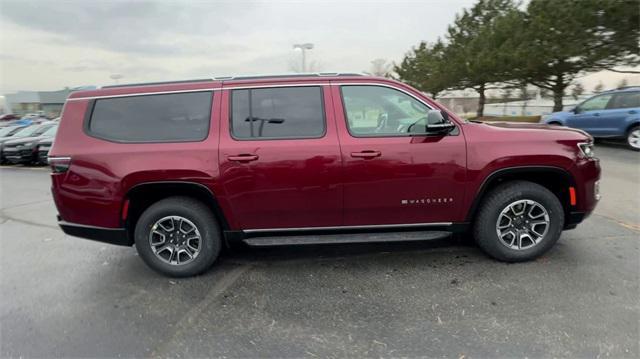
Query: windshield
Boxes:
[
  {"xmin": 41, "ymin": 125, "xmax": 58, "ymax": 137},
  {"xmin": 12, "ymin": 124, "xmax": 52, "ymax": 138},
  {"xmin": 0, "ymin": 126, "xmax": 21, "ymax": 137}
]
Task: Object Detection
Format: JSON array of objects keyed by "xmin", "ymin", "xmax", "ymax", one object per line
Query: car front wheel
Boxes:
[
  {"xmin": 134, "ymin": 196, "xmax": 221, "ymax": 277},
  {"xmin": 473, "ymin": 181, "xmax": 564, "ymax": 262}
]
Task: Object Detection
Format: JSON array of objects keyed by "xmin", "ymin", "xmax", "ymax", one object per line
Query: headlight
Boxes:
[{"xmin": 578, "ymin": 142, "xmax": 595, "ymax": 159}]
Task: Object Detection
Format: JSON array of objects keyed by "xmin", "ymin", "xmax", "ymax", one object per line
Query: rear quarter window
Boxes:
[{"xmin": 87, "ymin": 91, "xmax": 212, "ymax": 142}]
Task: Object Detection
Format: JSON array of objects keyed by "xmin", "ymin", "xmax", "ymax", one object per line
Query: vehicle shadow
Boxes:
[{"xmin": 220, "ymin": 234, "xmax": 478, "ymax": 265}]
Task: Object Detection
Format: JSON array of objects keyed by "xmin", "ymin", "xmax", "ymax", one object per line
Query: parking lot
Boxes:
[{"xmin": 0, "ymin": 143, "xmax": 638, "ymax": 358}]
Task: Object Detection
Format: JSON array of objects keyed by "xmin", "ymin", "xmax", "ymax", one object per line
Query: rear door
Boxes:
[
  {"xmin": 600, "ymin": 91, "xmax": 640, "ymax": 136},
  {"xmin": 331, "ymin": 83, "xmax": 467, "ymax": 226},
  {"xmin": 218, "ymin": 84, "xmax": 343, "ymax": 230}
]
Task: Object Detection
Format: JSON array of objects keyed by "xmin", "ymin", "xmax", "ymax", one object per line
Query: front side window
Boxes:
[
  {"xmin": 231, "ymin": 86, "xmax": 325, "ymax": 139},
  {"xmin": 88, "ymin": 91, "xmax": 212, "ymax": 142},
  {"xmin": 341, "ymin": 85, "xmax": 434, "ymax": 136},
  {"xmin": 609, "ymin": 92, "xmax": 640, "ymax": 109},
  {"xmin": 578, "ymin": 94, "xmax": 613, "ymax": 112}
]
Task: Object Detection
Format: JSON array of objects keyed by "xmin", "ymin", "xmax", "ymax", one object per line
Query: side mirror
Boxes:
[
  {"xmin": 572, "ymin": 107, "xmax": 580, "ymax": 114},
  {"xmin": 408, "ymin": 110, "xmax": 456, "ymax": 135},
  {"xmin": 425, "ymin": 110, "xmax": 455, "ymax": 134}
]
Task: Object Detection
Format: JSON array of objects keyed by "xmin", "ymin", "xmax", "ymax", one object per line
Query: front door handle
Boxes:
[
  {"xmin": 228, "ymin": 154, "xmax": 259, "ymax": 162},
  {"xmin": 351, "ymin": 150, "xmax": 381, "ymax": 159},
  {"xmin": 593, "ymin": 112, "xmax": 600, "ymax": 116}
]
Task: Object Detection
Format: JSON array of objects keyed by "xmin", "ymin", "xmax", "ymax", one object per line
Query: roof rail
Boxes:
[
  {"xmin": 213, "ymin": 73, "xmax": 364, "ymax": 81},
  {"xmin": 615, "ymin": 85, "xmax": 640, "ymax": 90},
  {"xmin": 102, "ymin": 78, "xmax": 213, "ymax": 89}
]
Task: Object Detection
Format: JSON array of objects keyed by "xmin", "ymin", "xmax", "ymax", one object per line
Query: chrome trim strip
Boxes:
[
  {"xmin": 223, "ymin": 83, "xmax": 328, "ymax": 90},
  {"xmin": 59, "ymin": 220, "xmax": 124, "ymax": 231},
  {"xmin": 65, "ymin": 82, "xmax": 435, "ymax": 111},
  {"xmin": 243, "ymin": 222, "xmax": 452, "ymax": 234},
  {"xmin": 47, "ymin": 156, "xmax": 71, "ymax": 161},
  {"xmin": 66, "ymin": 88, "xmax": 217, "ymax": 101}
]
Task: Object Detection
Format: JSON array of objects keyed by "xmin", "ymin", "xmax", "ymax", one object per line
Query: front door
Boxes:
[
  {"xmin": 567, "ymin": 93, "xmax": 614, "ymax": 136},
  {"xmin": 218, "ymin": 85, "xmax": 342, "ymax": 230},
  {"xmin": 331, "ymin": 84, "xmax": 467, "ymax": 226}
]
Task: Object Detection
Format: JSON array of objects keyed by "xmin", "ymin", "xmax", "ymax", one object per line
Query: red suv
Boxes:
[{"xmin": 49, "ymin": 74, "xmax": 600, "ymax": 277}]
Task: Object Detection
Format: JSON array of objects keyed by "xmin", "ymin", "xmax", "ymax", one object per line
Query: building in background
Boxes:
[{"xmin": 4, "ymin": 89, "xmax": 72, "ymax": 118}]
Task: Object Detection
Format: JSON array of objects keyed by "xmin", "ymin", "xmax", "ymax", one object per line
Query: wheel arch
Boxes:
[
  {"xmin": 465, "ymin": 166, "xmax": 576, "ymax": 226},
  {"xmin": 625, "ymin": 120, "xmax": 639, "ymax": 133},
  {"xmin": 123, "ymin": 181, "xmax": 230, "ymax": 242}
]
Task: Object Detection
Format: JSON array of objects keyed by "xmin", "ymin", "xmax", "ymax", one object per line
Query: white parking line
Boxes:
[{"xmin": 0, "ymin": 165, "xmax": 48, "ymax": 171}]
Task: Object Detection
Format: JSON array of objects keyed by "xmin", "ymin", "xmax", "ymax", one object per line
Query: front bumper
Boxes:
[
  {"xmin": 3, "ymin": 147, "xmax": 36, "ymax": 164},
  {"xmin": 58, "ymin": 217, "xmax": 132, "ymax": 246},
  {"xmin": 564, "ymin": 211, "xmax": 590, "ymax": 230}
]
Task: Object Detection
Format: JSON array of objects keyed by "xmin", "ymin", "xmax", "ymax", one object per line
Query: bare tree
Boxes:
[
  {"xmin": 617, "ymin": 78, "xmax": 629, "ymax": 89},
  {"xmin": 571, "ymin": 82, "xmax": 585, "ymax": 100},
  {"xmin": 369, "ymin": 58, "xmax": 392, "ymax": 77},
  {"xmin": 594, "ymin": 81, "xmax": 605, "ymax": 93}
]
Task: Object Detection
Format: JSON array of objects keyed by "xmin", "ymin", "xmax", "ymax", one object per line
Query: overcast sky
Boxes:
[{"xmin": 0, "ymin": 0, "xmax": 637, "ymax": 95}]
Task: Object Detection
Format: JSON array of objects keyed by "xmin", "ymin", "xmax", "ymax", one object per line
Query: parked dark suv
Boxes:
[{"xmin": 50, "ymin": 74, "xmax": 600, "ymax": 277}]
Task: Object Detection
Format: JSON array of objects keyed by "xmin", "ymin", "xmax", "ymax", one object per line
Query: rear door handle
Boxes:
[
  {"xmin": 351, "ymin": 150, "xmax": 381, "ymax": 159},
  {"xmin": 228, "ymin": 154, "xmax": 259, "ymax": 162}
]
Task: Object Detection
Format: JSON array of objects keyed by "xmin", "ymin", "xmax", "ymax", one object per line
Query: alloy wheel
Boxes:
[
  {"xmin": 628, "ymin": 128, "xmax": 640, "ymax": 150},
  {"xmin": 149, "ymin": 216, "xmax": 202, "ymax": 265},
  {"xmin": 495, "ymin": 199, "xmax": 550, "ymax": 250}
]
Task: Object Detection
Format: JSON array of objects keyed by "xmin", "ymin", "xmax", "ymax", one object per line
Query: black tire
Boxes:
[
  {"xmin": 134, "ymin": 196, "xmax": 221, "ymax": 277},
  {"xmin": 473, "ymin": 181, "xmax": 564, "ymax": 262},
  {"xmin": 626, "ymin": 125, "xmax": 640, "ymax": 151},
  {"xmin": 547, "ymin": 121, "xmax": 562, "ymax": 126}
]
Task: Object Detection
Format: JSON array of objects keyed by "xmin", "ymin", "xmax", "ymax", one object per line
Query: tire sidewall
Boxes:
[
  {"xmin": 135, "ymin": 199, "xmax": 220, "ymax": 277},
  {"xmin": 627, "ymin": 125, "xmax": 640, "ymax": 151},
  {"xmin": 476, "ymin": 184, "xmax": 564, "ymax": 261}
]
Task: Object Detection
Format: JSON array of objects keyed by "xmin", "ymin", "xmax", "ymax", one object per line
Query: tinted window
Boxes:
[
  {"xmin": 231, "ymin": 87, "xmax": 325, "ymax": 139},
  {"xmin": 579, "ymin": 94, "xmax": 613, "ymax": 112},
  {"xmin": 609, "ymin": 92, "xmax": 640, "ymax": 109},
  {"xmin": 89, "ymin": 92, "xmax": 212, "ymax": 142},
  {"xmin": 341, "ymin": 85, "xmax": 432, "ymax": 136}
]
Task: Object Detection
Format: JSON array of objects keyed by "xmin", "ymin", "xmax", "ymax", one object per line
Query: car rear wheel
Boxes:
[
  {"xmin": 626, "ymin": 126, "xmax": 640, "ymax": 151},
  {"xmin": 134, "ymin": 196, "xmax": 221, "ymax": 277},
  {"xmin": 473, "ymin": 181, "xmax": 564, "ymax": 262}
]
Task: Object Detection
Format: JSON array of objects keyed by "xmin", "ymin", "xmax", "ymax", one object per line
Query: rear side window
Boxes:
[
  {"xmin": 609, "ymin": 92, "xmax": 640, "ymax": 109},
  {"xmin": 88, "ymin": 91, "xmax": 212, "ymax": 142},
  {"xmin": 230, "ymin": 86, "xmax": 325, "ymax": 139}
]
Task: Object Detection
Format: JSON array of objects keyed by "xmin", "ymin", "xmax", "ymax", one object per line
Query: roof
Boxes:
[
  {"xmin": 67, "ymin": 73, "xmax": 399, "ymax": 100},
  {"xmin": 101, "ymin": 73, "xmax": 364, "ymax": 89},
  {"xmin": 602, "ymin": 86, "xmax": 640, "ymax": 93}
]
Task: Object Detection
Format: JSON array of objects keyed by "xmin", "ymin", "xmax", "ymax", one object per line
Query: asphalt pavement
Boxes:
[{"xmin": 1, "ymin": 143, "xmax": 638, "ymax": 358}]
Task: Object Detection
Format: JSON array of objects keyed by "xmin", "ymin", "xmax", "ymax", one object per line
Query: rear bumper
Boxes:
[{"xmin": 58, "ymin": 217, "xmax": 132, "ymax": 246}]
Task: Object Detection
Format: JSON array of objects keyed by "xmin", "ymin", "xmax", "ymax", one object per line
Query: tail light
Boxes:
[{"xmin": 48, "ymin": 156, "xmax": 71, "ymax": 173}]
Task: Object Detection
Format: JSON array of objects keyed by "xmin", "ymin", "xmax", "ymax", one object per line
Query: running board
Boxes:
[{"xmin": 242, "ymin": 230, "xmax": 451, "ymax": 247}]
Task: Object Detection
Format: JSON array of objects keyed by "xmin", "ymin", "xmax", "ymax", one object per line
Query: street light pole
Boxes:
[{"xmin": 293, "ymin": 43, "xmax": 314, "ymax": 73}]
